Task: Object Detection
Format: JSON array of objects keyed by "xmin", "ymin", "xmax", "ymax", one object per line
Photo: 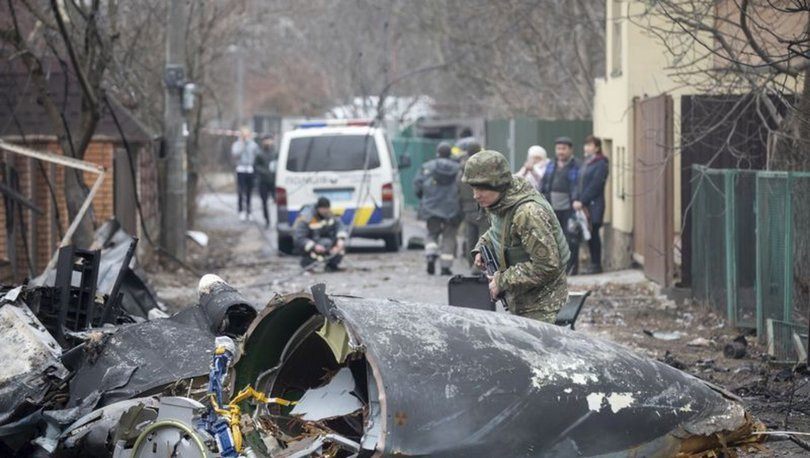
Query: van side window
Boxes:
[{"xmin": 287, "ymin": 135, "xmax": 380, "ymax": 172}]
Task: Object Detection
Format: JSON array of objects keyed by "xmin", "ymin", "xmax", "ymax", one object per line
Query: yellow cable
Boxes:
[{"xmin": 208, "ymin": 386, "xmax": 295, "ymax": 452}]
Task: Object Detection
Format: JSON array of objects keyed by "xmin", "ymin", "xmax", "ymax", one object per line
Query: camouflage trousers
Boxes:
[{"xmin": 514, "ymin": 308, "xmax": 558, "ymax": 324}]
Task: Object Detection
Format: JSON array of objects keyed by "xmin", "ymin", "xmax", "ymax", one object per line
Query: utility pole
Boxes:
[
  {"xmin": 230, "ymin": 44, "xmax": 245, "ymax": 127},
  {"xmin": 162, "ymin": 0, "xmax": 188, "ymax": 260}
]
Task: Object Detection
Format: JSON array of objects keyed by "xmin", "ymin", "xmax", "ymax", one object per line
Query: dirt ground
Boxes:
[{"xmin": 145, "ymin": 177, "xmax": 810, "ymax": 456}]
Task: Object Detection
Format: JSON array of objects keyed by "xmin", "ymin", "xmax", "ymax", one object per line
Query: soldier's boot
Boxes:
[{"xmin": 426, "ymin": 255, "xmax": 437, "ymax": 275}]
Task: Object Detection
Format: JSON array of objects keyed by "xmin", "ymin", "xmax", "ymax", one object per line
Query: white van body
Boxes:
[{"xmin": 275, "ymin": 122, "xmax": 404, "ymax": 252}]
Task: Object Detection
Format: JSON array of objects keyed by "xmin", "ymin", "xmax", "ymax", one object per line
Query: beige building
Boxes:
[
  {"xmin": 591, "ymin": 0, "xmax": 797, "ymax": 285},
  {"xmin": 593, "ymin": 1, "xmax": 696, "ymax": 284}
]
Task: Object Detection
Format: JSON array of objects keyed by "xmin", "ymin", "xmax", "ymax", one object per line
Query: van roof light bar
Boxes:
[{"xmin": 296, "ymin": 119, "xmax": 374, "ymax": 129}]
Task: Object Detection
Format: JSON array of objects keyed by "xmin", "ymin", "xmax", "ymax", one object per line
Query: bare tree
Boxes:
[
  {"xmin": 239, "ymin": 0, "xmax": 604, "ymax": 120},
  {"xmin": 1, "ymin": 0, "xmax": 118, "ymax": 247},
  {"xmin": 637, "ymin": 0, "xmax": 810, "ymax": 170}
]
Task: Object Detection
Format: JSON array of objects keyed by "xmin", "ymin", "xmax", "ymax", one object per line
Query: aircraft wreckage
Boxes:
[{"xmin": 0, "ymin": 275, "xmax": 762, "ymax": 457}]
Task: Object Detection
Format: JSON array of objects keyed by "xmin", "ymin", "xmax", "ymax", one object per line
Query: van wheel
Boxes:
[
  {"xmin": 384, "ymin": 232, "xmax": 401, "ymax": 252},
  {"xmin": 278, "ymin": 235, "xmax": 294, "ymax": 255}
]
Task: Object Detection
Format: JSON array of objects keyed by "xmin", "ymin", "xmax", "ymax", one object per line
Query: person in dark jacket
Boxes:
[
  {"xmin": 293, "ymin": 197, "xmax": 347, "ymax": 271},
  {"xmin": 541, "ymin": 136, "xmax": 581, "ymax": 275},
  {"xmin": 574, "ymin": 135, "xmax": 609, "ymax": 274},
  {"xmin": 457, "ymin": 142, "xmax": 489, "ymax": 273},
  {"xmin": 413, "ymin": 142, "xmax": 461, "ymax": 275},
  {"xmin": 254, "ymin": 134, "xmax": 277, "ymax": 228}
]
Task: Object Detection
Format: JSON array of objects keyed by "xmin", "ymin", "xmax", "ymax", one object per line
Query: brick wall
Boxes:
[
  {"xmin": 0, "ymin": 140, "xmax": 116, "ymax": 283},
  {"xmin": 0, "ymin": 150, "xmax": 36, "ymax": 279}
]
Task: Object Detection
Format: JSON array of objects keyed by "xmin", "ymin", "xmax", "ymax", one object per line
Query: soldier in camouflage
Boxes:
[{"xmin": 462, "ymin": 150, "xmax": 570, "ymax": 323}]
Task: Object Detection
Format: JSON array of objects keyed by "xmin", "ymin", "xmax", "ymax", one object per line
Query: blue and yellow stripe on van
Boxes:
[{"xmin": 287, "ymin": 206, "xmax": 384, "ymax": 227}]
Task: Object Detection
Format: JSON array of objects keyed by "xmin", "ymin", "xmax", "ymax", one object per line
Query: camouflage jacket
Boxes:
[{"xmin": 474, "ymin": 177, "xmax": 569, "ymax": 319}]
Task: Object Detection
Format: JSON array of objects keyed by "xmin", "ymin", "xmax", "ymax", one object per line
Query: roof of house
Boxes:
[{"xmin": 0, "ymin": 57, "xmax": 157, "ymax": 144}]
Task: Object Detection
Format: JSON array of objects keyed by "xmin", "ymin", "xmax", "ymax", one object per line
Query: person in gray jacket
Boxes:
[
  {"xmin": 230, "ymin": 127, "xmax": 260, "ymax": 221},
  {"xmin": 413, "ymin": 142, "xmax": 461, "ymax": 275}
]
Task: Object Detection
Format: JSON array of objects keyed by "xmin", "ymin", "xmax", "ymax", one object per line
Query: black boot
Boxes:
[
  {"xmin": 440, "ymin": 267, "xmax": 453, "ymax": 276},
  {"xmin": 427, "ymin": 256, "xmax": 436, "ymax": 275}
]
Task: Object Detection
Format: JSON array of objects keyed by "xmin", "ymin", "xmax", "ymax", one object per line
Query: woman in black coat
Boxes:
[{"xmin": 573, "ymin": 136, "xmax": 609, "ymax": 274}]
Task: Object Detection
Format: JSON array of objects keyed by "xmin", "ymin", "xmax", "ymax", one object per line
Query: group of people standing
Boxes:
[
  {"xmin": 414, "ymin": 133, "xmax": 608, "ymax": 279},
  {"xmin": 230, "ymin": 127, "xmax": 277, "ymax": 228}
]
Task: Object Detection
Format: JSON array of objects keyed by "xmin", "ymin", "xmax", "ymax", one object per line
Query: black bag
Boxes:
[{"xmin": 447, "ymin": 275, "xmax": 496, "ymax": 311}]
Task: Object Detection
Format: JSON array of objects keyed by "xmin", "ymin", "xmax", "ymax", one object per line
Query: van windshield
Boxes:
[{"xmin": 286, "ymin": 135, "xmax": 380, "ymax": 172}]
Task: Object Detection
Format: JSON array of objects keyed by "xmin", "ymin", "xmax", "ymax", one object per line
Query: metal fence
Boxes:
[
  {"xmin": 690, "ymin": 165, "xmax": 810, "ymax": 344},
  {"xmin": 485, "ymin": 118, "xmax": 592, "ymax": 171},
  {"xmin": 392, "ymin": 137, "xmax": 442, "ymax": 209}
]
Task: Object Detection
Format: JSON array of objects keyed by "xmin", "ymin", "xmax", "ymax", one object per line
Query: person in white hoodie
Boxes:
[
  {"xmin": 514, "ymin": 145, "xmax": 549, "ymax": 191},
  {"xmin": 230, "ymin": 127, "xmax": 260, "ymax": 221}
]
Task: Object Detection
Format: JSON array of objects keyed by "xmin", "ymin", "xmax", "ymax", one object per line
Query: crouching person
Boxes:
[{"xmin": 293, "ymin": 197, "xmax": 347, "ymax": 271}]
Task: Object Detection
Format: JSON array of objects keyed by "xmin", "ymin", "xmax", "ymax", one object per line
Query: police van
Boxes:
[{"xmin": 275, "ymin": 120, "xmax": 409, "ymax": 253}]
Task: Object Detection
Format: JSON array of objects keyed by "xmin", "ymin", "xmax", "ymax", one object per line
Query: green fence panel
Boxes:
[
  {"xmin": 484, "ymin": 119, "xmax": 510, "ymax": 160},
  {"xmin": 484, "ymin": 118, "xmax": 593, "ymax": 172},
  {"xmin": 690, "ymin": 167, "xmax": 754, "ymax": 328},
  {"xmin": 690, "ymin": 166, "xmax": 729, "ymax": 318},
  {"xmin": 756, "ymin": 171, "xmax": 810, "ymax": 337},
  {"xmin": 756, "ymin": 172, "xmax": 791, "ymax": 336},
  {"xmin": 693, "ymin": 166, "xmax": 809, "ymax": 339},
  {"xmin": 392, "ymin": 137, "xmax": 442, "ymax": 209},
  {"xmin": 792, "ymin": 175, "xmax": 810, "ymax": 327},
  {"xmin": 732, "ymin": 170, "xmax": 758, "ymax": 328},
  {"xmin": 690, "ymin": 166, "xmax": 709, "ymax": 304}
]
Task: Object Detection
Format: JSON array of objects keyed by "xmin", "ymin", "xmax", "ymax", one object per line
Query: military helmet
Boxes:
[{"xmin": 462, "ymin": 150, "xmax": 512, "ymax": 189}]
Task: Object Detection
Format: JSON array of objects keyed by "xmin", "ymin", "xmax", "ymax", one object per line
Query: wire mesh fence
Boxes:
[{"xmin": 691, "ymin": 165, "xmax": 810, "ymax": 341}]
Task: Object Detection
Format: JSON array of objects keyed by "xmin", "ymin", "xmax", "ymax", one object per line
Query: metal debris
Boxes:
[
  {"xmin": 0, "ymin": 303, "xmax": 68, "ymax": 425},
  {"xmin": 235, "ymin": 284, "xmax": 764, "ymax": 457},
  {"xmin": 290, "ymin": 368, "xmax": 363, "ymax": 421},
  {"xmin": 0, "ymin": 274, "xmax": 768, "ymax": 457},
  {"xmin": 198, "ymin": 274, "xmax": 259, "ymax": 336},
  {"xmin": 32, "ymin": 220, "xmax": 164, "ymax": 322},
  {"xmin": 0, "ymin": 269, "xmax": 259, "ymax": 455}
]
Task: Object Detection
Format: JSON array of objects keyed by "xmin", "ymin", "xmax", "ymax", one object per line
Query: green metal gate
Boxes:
[
  {"xmin": 392, "ymin": 137, "xmax": 442, "ymax": 209},
  {"xmin": 484, "ymin": 118, "xmax": 592, "ymax": 171}
]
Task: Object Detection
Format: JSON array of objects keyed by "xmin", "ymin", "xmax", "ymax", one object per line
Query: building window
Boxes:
[{"xmin": 611, "ymin": 0, "xmax": 623, "ymax": 77}]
